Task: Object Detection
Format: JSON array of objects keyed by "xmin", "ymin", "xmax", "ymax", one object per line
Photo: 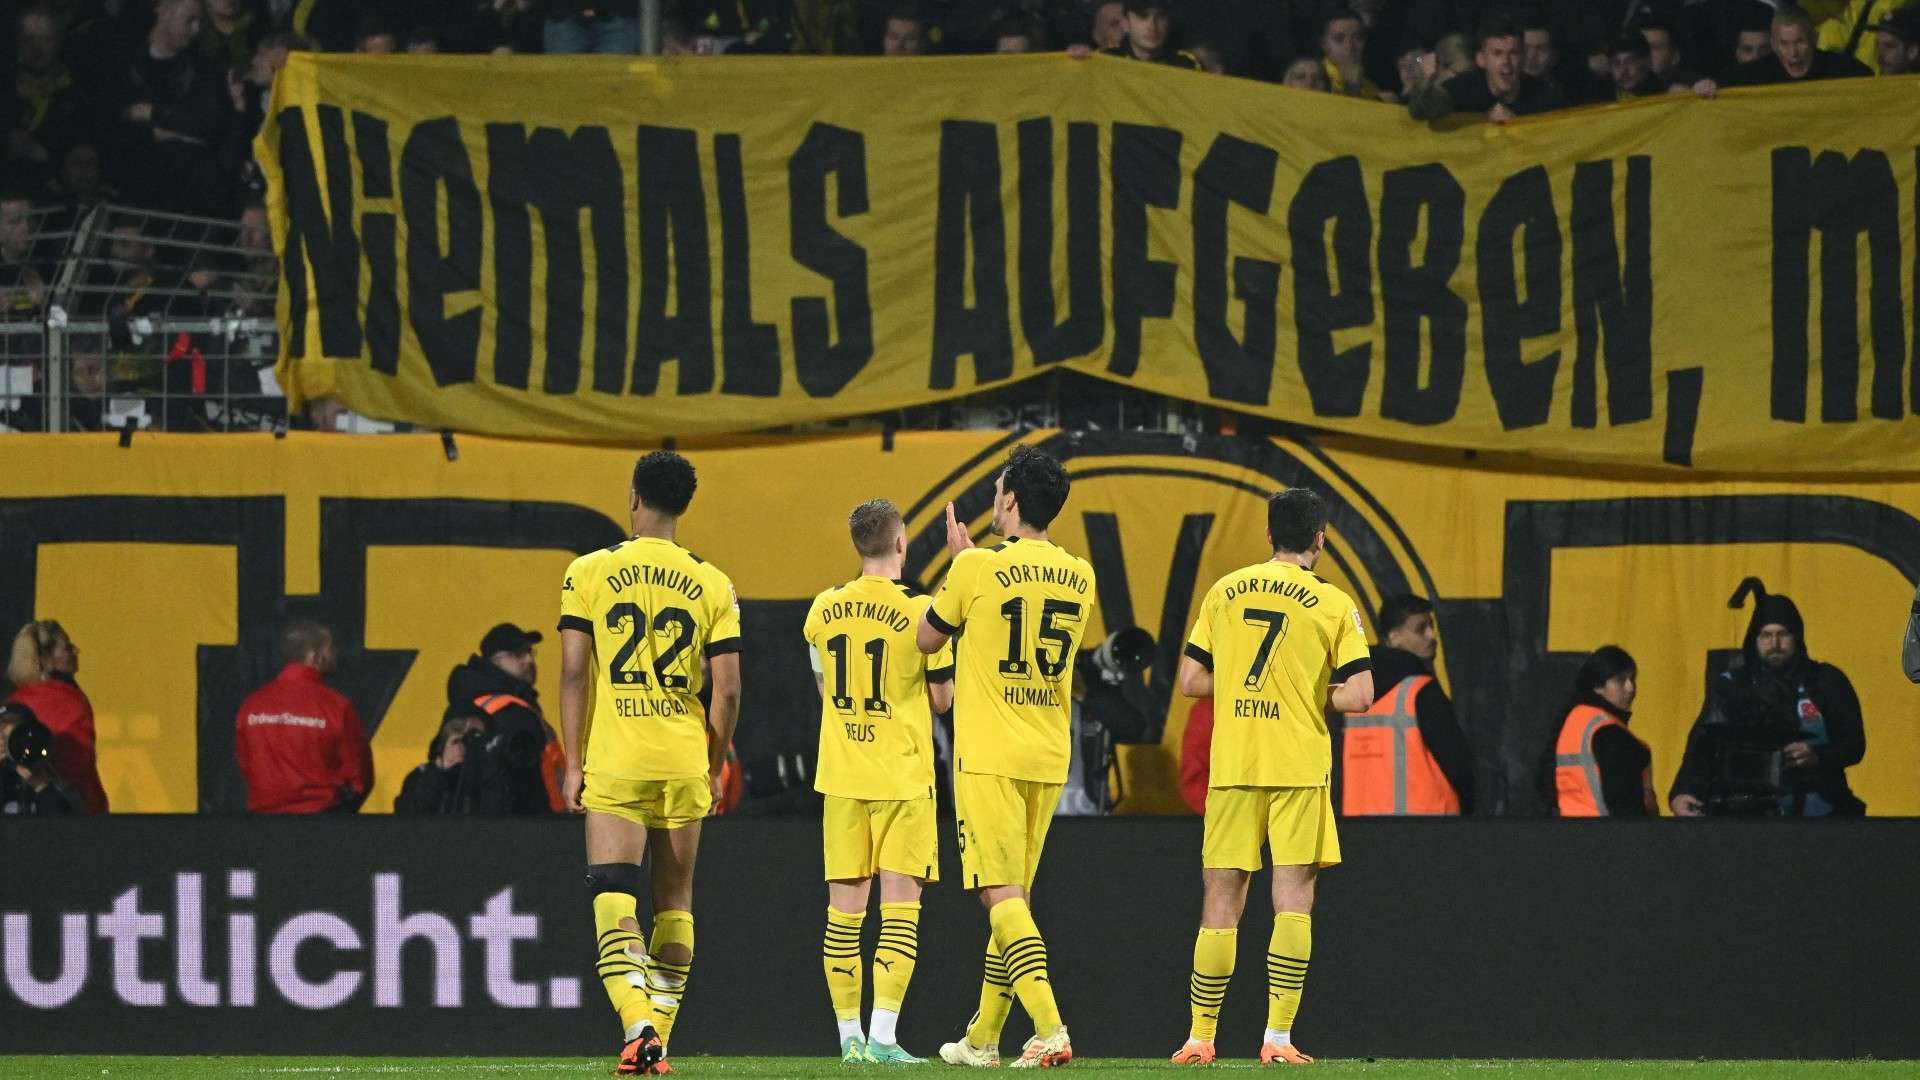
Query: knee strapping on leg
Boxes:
[{"xmin": 586, "ymin": 862, "xmax": 646, "ymax": 898}]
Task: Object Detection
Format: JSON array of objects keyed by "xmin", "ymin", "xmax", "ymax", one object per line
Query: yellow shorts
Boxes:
[
  {"xmin": 582, "ymin": 773, "xmax": 711, "ymax": 829},
  {"xmin": 822, "ymin": 795, "xmax": 939, "ymax": 883},
  {"xmin": 953, "ymin": 771, "xmax": 1061, "ymax": 890},
  {"xmin": 1202, "ymin": 785, "xmax": 1341, "ymax": 871}
]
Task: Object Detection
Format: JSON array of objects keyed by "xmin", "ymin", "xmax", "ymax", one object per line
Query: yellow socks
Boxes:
[
  {"xmin": 965, "ymin": 934, "xmax": 1014, "ymax": 1048},
  {"xmin": 1188, "ymin": 928, "xmax": 1236, "ymax": 1042},
  {"xmin": 1265, "ymin": 912, "xmax": 1311, "ymax": 1036},
  {"xmin": 822, "ymin": 907, "xmax": 866, "ymax": 1036},
  {"xmin": 646, "ymin": 910, "xmax": 695, "ymax": 1047},
  {"xmin": 592, "ymin": 891, "xmax": 651, "ymax": 1037},
  {"xmin": 869, "ymin": 901, "xmax": 921, "ymax": 1045},
  {"xmin": 988, "ymin": 897, "xmax": 1063, "ymax": 1033}
]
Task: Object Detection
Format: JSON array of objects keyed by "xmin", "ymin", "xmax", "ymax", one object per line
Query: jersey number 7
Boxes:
[{"xmin": 1242, "ymin": 608, "xmax": 1289, "ymax": 692}]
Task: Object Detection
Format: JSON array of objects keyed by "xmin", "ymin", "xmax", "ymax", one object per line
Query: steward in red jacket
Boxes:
[{"xmin": 234, "ymin": 622, "xmax": 371, "ymax": 814}]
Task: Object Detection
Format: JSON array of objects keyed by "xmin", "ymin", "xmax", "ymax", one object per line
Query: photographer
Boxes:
[
  {"xmin": 1670, "ymin": 584, "xmax": 1866, "ymax": 817},
  {"xmin": 394, "ymin": 706, "xmax": 491, "ymax": 815},
  {"xmin": 445, "ymin": 623, "xmax": 561, "ymax": 814},
  {"xmin": 1058, "ymin": 627, "xmax": 1155, "ymax": 816},
  {"xmin": 2, "ymin": 704, "xmax": 82, "ymax": 815}
]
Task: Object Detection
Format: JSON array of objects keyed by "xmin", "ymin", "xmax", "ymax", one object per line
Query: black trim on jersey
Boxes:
[
  {"xmin": 1333, "ymin": 656, "xmax": 1373, "ymax": 683},
  {"xmin": 603, "ymin": 539, "xmax": 627, "ymax": 552},
  {"xmin": 927, "ymin": 665, "xmax": 956, "ymax": 683},
  {"xmin": 1184, "ymin": 643, "xmax": 1214, "ymax": 671},
  {"xmin": 705, "ymin": 638, "xmax": 744, "ymax": 657},
  {"xmin": 925, "ymin": 608, "xmax": 958, "ymax": 636},
  {"xmin": 557, "ymin": 614, "xmax": 594, "ymax": 635},
  {"xmin": 686, "ymin": 550, "xmax": 706, "ymax": 564}
]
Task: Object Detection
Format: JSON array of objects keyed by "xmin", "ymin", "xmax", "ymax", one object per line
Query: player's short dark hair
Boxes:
[
  {"xmin": 631, "ymin": 450, "xmax": 697, "ymax": 515},
  {"xmin": 848, "ymin": 499, "xmax": 903, "ymax": 558},
  {"xmin": 280, "ymin": 620, "xmax": 331, "ymax": 663},
  {"xmin": 1475, "ymin": 17, "xmax": 1520, "ymax": 50},
  {"xmin": 1377, "ymin": 594, "xmax": 1434, "ymax": 636},
  {"xmin": 1000, "ymin": 445, "xmax": 1071, "ymax": 529},
  {"xmin": 1267, "ymin": 487, "xmax": 1328, "ymax": 554}
]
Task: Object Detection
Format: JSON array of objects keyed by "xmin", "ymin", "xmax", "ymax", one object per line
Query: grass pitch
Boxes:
[{"xmin": 1, "ymin": 1060, "xmax": 1914, "ymax": 1079}]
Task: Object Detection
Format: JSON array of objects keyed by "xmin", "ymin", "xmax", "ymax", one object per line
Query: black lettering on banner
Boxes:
[
  {"xmin": 1290, "ymin": 156, "xmax": 1374, "ymax": 417},
  {"xmin": 1192, "ymin": 133, "xmax": 1280, "ymax": 405},
  {"xmin": 277, "ymin": 105, "xmax": 361, "ymax": 359},
  {"xmin": 1477, "ymin": 164, "xmax": 1563, "ymax": 430},
  {"xmin": 788, "ymin": 122, "xmax": 874, "ymax": 397},
  {"xmin": 353, "ymin": 111, "xmax": 399, "ymax": 377},
  {"xmin": 400, "ymin": 117, "xmax": 483, "ymax": 387},
  {"xmin": 1569, "ymin": 157, "xmax": 1652, "ymax": 429},
  {"xmin": 716, "ymin": 133, "xmax": 782, "ymax": 397},
  {"xmin": 1769, "ymin": 147, "xmax": 1908, "ymax": 423},
  {"xmin": 1109, "ymin": 123, "xmax": 1182, "ymax": 376},
  {"xmin": 486, "ymin": 124, "xmax": 628, "ymax": 395},
  {"xmin": 1377, "ymin": 163, "xmax": 1466, "ymax": 425},
  {"xmin": 930, "ymin": 120, "xmax": 1014, "ymax": 390},
  {"xmin": 1016, "ymin": 119, "xmax": 1104, "ymax": 366},
  {"xmin": 633, "ymin": 125, "xmax": 715, "ymax": 396}
]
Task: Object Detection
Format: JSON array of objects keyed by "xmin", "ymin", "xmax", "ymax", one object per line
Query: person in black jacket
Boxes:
[
  {"xmin": 1339, "ymin": 594, "xmax": 1476, "ymax": 813},
  {"xmin": 1670, "ymin": 584, "xmax": 1867, "ymax": 817},
  {"xmin": 1406, "ymin": 18, "xmax": 1567, "ymax": 123},
  {"xmin": 444, "ymin": 622, "xmax": 555, "ymax": 814},
  {"xmin": 99, "ymin": 0, "xmax": 236, "ymax": 215},
  {"xmin": 1537, "ymin": 646, "xmax": 1653, "ymax": 818},
  {"xmin": 394, "ymin": 706, "xmax": 489, "ymax": 815},
  {"xmin": 1, "ymin": 705, "xmax": 81, "ymax": 816},
  {"xmin": 1712, "ymin": 5, "xmax": 1872, "ymax": 87}
]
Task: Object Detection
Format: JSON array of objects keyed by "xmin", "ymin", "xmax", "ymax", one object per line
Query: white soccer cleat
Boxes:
[
  {"xmin": 938, "ymin": 1036, "xmax": 1001, "ymax": 1067},
  {"xmin": 1008, "ymin": 1025, "xmax": 1072, "ymax": 1069}
]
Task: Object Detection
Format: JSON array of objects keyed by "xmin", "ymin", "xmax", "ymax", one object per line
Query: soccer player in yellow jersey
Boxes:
[
  {"xmin": 916, "ymin": 446, "xmax": 1096, "ymax": 1070},
  {"xmin": 1169, "ymin": 488, "xmax": 1374, "ymax": 1067},
  {"xmin": 557, "ymin": 451, "xmax": 743, "ymax": 1078},
  {"xmin": 802, "ymin": 499, "xmax": 956, "ymax": 1066}
]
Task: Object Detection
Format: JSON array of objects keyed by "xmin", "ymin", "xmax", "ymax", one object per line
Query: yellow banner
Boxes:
[
  {"xmin": 260, "ymin": 55, "xmax": 1920, "ymax": 473},
  {"xmin": 4, "ymin": 431, "xmax": 1917, "ymax": 815}
]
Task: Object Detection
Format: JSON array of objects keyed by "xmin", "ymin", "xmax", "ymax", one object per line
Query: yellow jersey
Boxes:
[
  {"xmin": 803, "ymin": 575, "xmax": 955, "ymax": 801},
  {"xmin": 558, "ymin": 536, "xmax": 742, "ymax": 780},
  {"xmin": 928, "ymin": 537, "xmax": 1096, "ymax": 783},
  {"xmin": 1185, "ymin": 559, "xmax": 1370, "ymax": 788}
]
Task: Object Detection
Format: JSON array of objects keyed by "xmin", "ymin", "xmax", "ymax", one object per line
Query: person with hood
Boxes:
[
  {"xmin": 1540, "ymin": 647, "xmax": 1654, "ymax": 818},
  {"xmin": 1669, "ymin": 580, "xmax": 1866, "ymax": 817},
  {"xmin": 5, "ymin": 620, "xmax": 108, "ymax": 813},
  {"xmin": 1338, "ymin": 595, "xmax": 1475, "ymax": 815},
  {"xmin": 393, "ymin": 705, "xmax": 490, "ymax": 815},
  {"xmin": 446, "ymin": 622, "xmax": 561, "ymax": 814}
]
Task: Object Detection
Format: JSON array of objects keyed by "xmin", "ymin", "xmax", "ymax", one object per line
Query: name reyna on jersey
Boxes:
[
  {"xmin": 817, "ymin": 599, "xmax": 912, "ymax": 634},
  {"xmin": 604, "ymin": 563, "xmax": 706, "ymax": 601},
  {"xmin": 992, "ymin": 563, "xmax": 1091, "ymax": 594},
  {"xmin": 1222, "ymin": 574, "xmax": 1320, "ymax": 608}
]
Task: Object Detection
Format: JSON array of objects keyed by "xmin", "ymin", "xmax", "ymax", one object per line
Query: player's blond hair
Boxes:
[
  {"xmin": 6, "ymin": 620, "xmax": 68, "ymax": 687},
  {"xmin": 848, "ymin": 499, "xmax": 904, "ymax": 558}
]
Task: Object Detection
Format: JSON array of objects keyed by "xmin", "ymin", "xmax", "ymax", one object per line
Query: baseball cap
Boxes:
[
  {"xmin": 7, "ymin": 716, "xmax": 54, "ymax": 767},
  {"xmin": 1877, "ymin": 9, "xmax": 1920, "ymax": 44},
  {"xmin": 479, "ymin": 623, "xmax": 543, "ymax": 656}
]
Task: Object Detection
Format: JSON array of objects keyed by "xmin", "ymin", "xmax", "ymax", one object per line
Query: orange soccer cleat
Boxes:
[
  {"xmin": 1169, "ymin": 1039, "xmax": 1217, "ymax": 1065},
  {"xmin": 1259, "ymin": 1040, "xmax": 1315, "ymax": 1065},
  {"xmin": 615, "ymin": 1025, "xmax": 667, "ymax": 1076}
]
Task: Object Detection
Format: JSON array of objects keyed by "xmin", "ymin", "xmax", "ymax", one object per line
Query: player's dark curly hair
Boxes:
[
  {"xmin": 632, "ymin": 451, "xmax": 697, "ymax": 515},
  {"xmin": 1000, "ymin": 445, "xmax": 1070, "ymax": 529},
  {"xmin": 1267, "ymin": 487, "xmax": 1328, "ymax": 554}
]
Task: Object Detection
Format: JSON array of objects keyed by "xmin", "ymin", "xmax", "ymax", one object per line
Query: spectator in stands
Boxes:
[
  {"xmin": 1522, "ymin": 16, "xmax": 1608, "ymax": 104},
  {"xmin": 1608, "ymin": 32, "xmax": 1668, "ymax": 98},
  {"xmin": 1321, "ymin": 8, "xmax": 1388, "ymax": 100},
  {"xmin": 354, "ymin": 18, "xmax": 399, "ymax": 54},
  {"xmin": 234, "ymin": 620, "xmax": 372, "ymax": 814},
  {"xmin": 1339, "ymin": 595, "xmax": 1474, "ymax": 816},
  {"xmin": 1541, "ymin": 646, "xmax": 1654, "ymax": 818},
  {"xmin": 1715, "ymin": 6, "xmax": 1873, "ymax": 87},
  {"xmin": 393, "ymin": 705, "xmax": 489, "ymax": 815},
  {"xmin": 1, "ymin": 189, "xmax": 48, "ymax": 316},
  {"xmin": 1282, "ymin": 53, "xmax": 1332, "ymax": 90},
  {"xmin": 1875, "ymin": 9, "xmax": 1920, "ymax": 74},
  {"xmin": 1, "ymin": 704, "xmax": 81, "ymax": 815},
  {"xmin": 444, "ymin": 622, "xmax": 560, "ymax": 813},
  {"xmin": 1903, "ymin": 580, "xmax": 1919, "ymax": 683},
  {"xmin": 1431, "ymin": 32, "xmax": 1476, "ymax": 79},
  {"xmin": 40, "ymin": 142, "xmax": 115, "ymax": 213},
  {"xmin": 1730, "ymin": 15, "xmax": 1773, "ymax": 70},
  {"xmin": 995, "ymin": 19, "xmax": 1042, "ymax": 53},
  {"xmin": 5, "ymin": 620, "xmax": 108, "ymax": 813},
  {"xmin": 1520, "ymin": 17, "xmax": 1558, "ymax": 85},
  {"xmin": 1094, "ymin": 0, "xmax": 1199, "ymax": 68},
  {"xmin": 1187, "ymin": 38, "xmax": 1225, "ymax": 74},
  {"xmin": 1089, "ymin": 0, "xmax": 1127, "ymax": 51},
  {"xmin": 881, "ymin": 6, "xmax": 929, "ymax": 56},
  {"xmin": 1407, "ymin": 19, "xmax": 1566, "ymax": 123},
  {"xmin": 11, "ymin": 5, "xmax": 92, "ymax": 180},
  {"xmin": 543, "ymin": 1, "xmax": 639, "ymax": 55},
  {"xmin": 101, "ymin": 0, "xmax": 235, "ymax": 216},
  {"xmin": 1637, "ymin": 16, "xmax": 1701, "ymax": 88},
  {"xmin": 1819, "ymin": 0, "xmax": 1918, "ymax": 72},
  {"xmin": 197, "ymin": 0, "xmax": 262, "ymax": 74},
  {"xmin": 1178, "ymin": 697, "xmax": 1211, "ymax": 814},
  {"xmin": 1669, "ymin": 586, "xmax": 1866, "ymax": 817}
]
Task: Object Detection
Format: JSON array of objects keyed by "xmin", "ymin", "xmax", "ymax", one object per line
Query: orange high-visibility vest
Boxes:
[
  {"xmin": 1342, "ymin": 674, "xmax": 1462, "ymax": 816},
  {"xmin": 1553, "ymin": 706, "xmax": 1653, "ymax": 817},
  {"xmin": 473, "ymin": 693, "xmax": 568, "ymax": 813}
]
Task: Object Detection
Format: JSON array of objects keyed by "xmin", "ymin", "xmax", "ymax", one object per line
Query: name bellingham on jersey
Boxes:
[
  {"xmin": 1186, "ymin": 561, "xmax": 1370, "ymax": 788},
  {"xmin": 559, "ymin": 537, "xmax": 741, "ymax": 781},
  {"xmin": 803, "ymin": 576, "xmax": 954, "ymax": 802},
  {"xmin": 928, "ymin": 537, "xmax": 1097, "ymax": 783}
]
